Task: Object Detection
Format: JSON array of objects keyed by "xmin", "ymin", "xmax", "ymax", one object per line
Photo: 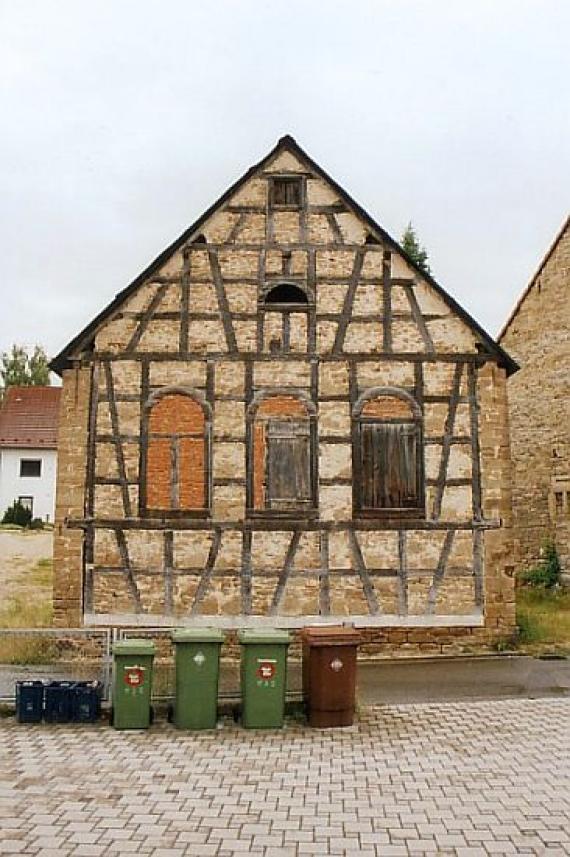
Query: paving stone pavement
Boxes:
[{"xmin": 0, "ymin": 698, "xmax": 569, "ymax": 856}]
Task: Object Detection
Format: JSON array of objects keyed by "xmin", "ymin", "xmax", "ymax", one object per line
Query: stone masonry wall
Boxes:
[
  {"xmin": 53, "ymin": 366, "xmax": 91, "ymax": 626},
  {"xmin": 500, "ymin": 221, "xmax": 570, "ymax": 572}
]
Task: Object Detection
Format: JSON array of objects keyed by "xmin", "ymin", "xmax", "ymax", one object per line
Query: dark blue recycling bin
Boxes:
[
  {"xmin": 15, "ymin": 681, "xmax": 44, "ymax": 723},
  {"xmin": 72, "ymin": 681, "xmax": 102, "ymax": 723},
  {"xmin": 44, "ymin": 681, "xmax": 75, "ymax": 723}
]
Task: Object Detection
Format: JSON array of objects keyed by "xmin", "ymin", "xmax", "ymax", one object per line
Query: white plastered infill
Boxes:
[{"xmin": 84, "ymin": 612, "xmax": 484, "ymax": 629}]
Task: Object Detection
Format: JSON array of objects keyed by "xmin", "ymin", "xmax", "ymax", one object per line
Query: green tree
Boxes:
[
  {"xmin": 401, "ymin": 222, "xmax": 431, "ymax": 275},
  {"xmin": 0, "ymin": 344, "xmax": 51, "ymax": 392}
]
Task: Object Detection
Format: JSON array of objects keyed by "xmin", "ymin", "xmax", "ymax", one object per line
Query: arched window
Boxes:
[
  {"xmin": 144, "ymin": 389, "xmax": 210, "ymax": 515},
  {"xmin": 353, "ymin": 388, "xmax": 423, "ymax": 515},
  {"xmin": 249, "ymin": 392, "xmax": 316, "ymax": 513},
  {"xmin": 261, "ymin": 283, "xmax": 311, "ymax": 354},
  {"xmin": 265, "ymin": 283, "xmax": 308, "ymax": 305}
]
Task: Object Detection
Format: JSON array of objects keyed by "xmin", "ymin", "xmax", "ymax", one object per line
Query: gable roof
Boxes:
[
  {"xmin": 0, "ymin": 386, "xmax": 61, "ymax": 449},
  {"xmin": 50, "ymin": 135, "xmax": 518, "ymax": 376},
  {"xmin": 498, "ymin": 214, "xmax": 570, "ymax": 343}
]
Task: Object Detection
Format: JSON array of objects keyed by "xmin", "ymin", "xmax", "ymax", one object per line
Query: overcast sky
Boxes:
[{"xmin": 0, "ymin": 0, "xmax": 568, "ymax": 371}]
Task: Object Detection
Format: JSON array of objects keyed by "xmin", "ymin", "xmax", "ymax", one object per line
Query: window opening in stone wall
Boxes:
[
  {"xmin": 20, "ymin": 459, "xmax": 41, "ymax": 477},
  {"xmin": 354, "ymin": 391, "xmax": 423, "ymax": 515},
  {"xmin": 250, "ymin": 394, "xmax": 316, "ymax": 514},
  {"xmin": 145, "ymin": 391, "xmax": 209, "ymax": 514},
  {"xmin": 549, "ymin": 477, "xmax": 570, "ymax": 521},
  {"xmin": 265, "ymin": 283, "xmax": 308, "ymax": 305},
  {"xmin": 269, "ymin": 177, "xmax": 303, "ymax": 209}
]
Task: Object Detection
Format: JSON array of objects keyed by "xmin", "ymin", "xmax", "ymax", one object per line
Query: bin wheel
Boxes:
[
  {"xmin": 109, "ymin": 706, "xmax": 114, "ymax": 727},
  {"xmin": 149, "ymin": 705, "xmax": 154, "ymax": 725},
  {"xmin": 167, "ymin": 704, "xmax": 173, "ymax": 723}
]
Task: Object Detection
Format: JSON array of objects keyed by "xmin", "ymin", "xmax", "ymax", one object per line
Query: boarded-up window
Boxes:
[
  {"xmin": 270, "ymin": 177, "xmax": 302, "ymax": 208},
  {"xmin": 252, "ymin": 395, "xmax": 314, "ymax": 512},
  {"xmin": 266, "ymin": 421, "xmax": 311, "ymax": 509},
  {"xmin": 356, "ymin": 393, "xmax": 423, "ymax": 514},
  {"xmin": 146, "ymin": 393, "xmax": 207, "ymax": 513}
]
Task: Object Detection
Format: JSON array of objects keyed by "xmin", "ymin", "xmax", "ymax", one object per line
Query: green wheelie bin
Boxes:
[
  {"xmin": 111, "ymin": 639, "xmax": 155, "ymax": 729},
  {"xmin": 171, "ymin": 628, "xmax": 225, "ymax": 729},
  {"xmin": 238, "ymin": 629, "xmax": 291, "ymax": 729}
]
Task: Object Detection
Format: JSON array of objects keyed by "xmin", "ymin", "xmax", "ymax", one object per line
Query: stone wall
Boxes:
[
  {"xmin": 53, "ymin": 366, "xmax": 91, "ymax": 626},
  {"xmin": 500, "ymin": 220, "xmax": 570, "ymax": 572}
]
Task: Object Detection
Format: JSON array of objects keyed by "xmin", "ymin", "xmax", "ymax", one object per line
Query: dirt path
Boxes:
[{"xmin": 0, "ymin": 530, "xmax": 53, "ymax": 602}]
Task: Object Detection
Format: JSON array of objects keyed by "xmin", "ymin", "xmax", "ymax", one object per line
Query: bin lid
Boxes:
[
  {"xmin": 301, "ymin": 625, "xmax": 362, "ymax": 646},
  {"xmin": 112, "ymin": 639, "xmax": 156, "ymax": 656},
  {"xmin": 238, "ymin": 628, "xmax": 291, "ymax": 645},
  {"xmin": 171, "ymin": 627, "xmax": 225, "ymax": 643}
]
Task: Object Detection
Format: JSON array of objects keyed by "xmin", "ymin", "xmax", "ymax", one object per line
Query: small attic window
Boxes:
[
  {"xmin": 365, "ymin": 234, "xmax": 381, "ymax": 245},
  {"xmin": 270, "ymin": 177, "xmax": 302, "ymax": 209},
  {"xmin": 265, "ymin": 283, "xmax": 308, "ymax": 305},
  {"xmin": 190, "ymin": 234, "xmax": 207, "ymax": 244}
]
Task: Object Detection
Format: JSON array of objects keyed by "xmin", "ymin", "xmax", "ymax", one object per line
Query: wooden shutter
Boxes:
[
  {"xmin": 266, "ymin": 420, "xmax": 311, "ymax": 509},
  {"xmin": 360, "ymin": 423, "xmax": 419, "ymax": 510}
]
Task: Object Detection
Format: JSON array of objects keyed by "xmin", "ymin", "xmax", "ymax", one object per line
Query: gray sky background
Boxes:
[{"xmin": 1, "ymin": 0, "xmax": 568, "ymax": 371}]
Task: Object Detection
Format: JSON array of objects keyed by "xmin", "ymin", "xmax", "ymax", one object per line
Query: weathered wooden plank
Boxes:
[
  {"xmin": 103, "ymin": 361, "xmax": 132, "ymax": 518},
  {"xmin": 332, "ymin": 249, "xmax": 366, "ymax": 353},
  {"xmin": 426, "ymin": 530, "xmax": 455, "ymax": 614},
  {"xmin": 226, "ymin": 211, "xmax": 247, "ymax": 243},
  {"xmin": 191, "ymin": 527, "xmax": 222, "ymax": 615},
  {"xmin": 397, "ymin": 530, "xmax": 408, "ymax": 615},
  {"xmin": 114, "ymin": 528, "xmax": 143, "ymax": 612},
  {"xmin": 269, "ymin": 531, "xmax": 300, "ymax": 615},
  {"xmin": 467, "ymin": 363, "xmax": 483, "ymax": 520},
  {"xmin": 404, "ymin": 283, "xmax": 435, "ymax": 353},
  {"xmin": 432, "ymin": 363, "xmax": 464, "ymax": 520},
  {"xmin": 125, "ymin": 283, "xmax": 169, "ymax": 352},
  {"xmin": 473, "ymin": 528, "xmax": 484, "ymax": 608},
  {"xmin": 382, "ymin": 250, "xmax": 392, "ymax": 353},
  {"xmin": 326, "ymin": 212, "xmax": 344, "ymax": 244},
  {"xmin": 207, "ymin": 249, "xmax": 238, "ymax": 353},
  {"xmin": 241, "ymin": 528, "xmax": 253, "ymax": 615},
  {"xmin": 319, "ymin": 530, "xmax": 331, "ymax": 616},
  {"xmin": 348, "ymin": 529, "xmax": 380, "ymax": 615},
  {"xmin": 164, "ymin": 530, "xmax": 174, "ymax": 614}
]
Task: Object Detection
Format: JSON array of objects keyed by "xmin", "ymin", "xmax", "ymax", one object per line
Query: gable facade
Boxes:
[
  {"xmin": 499, "ymin": 216, "xmax": 570, "ymax": 574},
  {"xmin": 52, "ymin": 137, "xmax": 516, "ymax": 653}
]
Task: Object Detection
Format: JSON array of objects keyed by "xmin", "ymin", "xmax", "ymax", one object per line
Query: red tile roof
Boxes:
[{"xmin": 0, "ymin": 386, "xmax": 61, "ymax": 449}]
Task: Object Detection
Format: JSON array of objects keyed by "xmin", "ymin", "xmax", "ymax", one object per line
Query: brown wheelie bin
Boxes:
[{"xmin": 301, "ymin": 626, "xmax": 361, "ymax": 727}]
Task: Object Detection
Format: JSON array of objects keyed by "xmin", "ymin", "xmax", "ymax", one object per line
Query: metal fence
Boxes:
[
  {"xmin": 0, "ymin": 626, "xmax": 300, "ymax": 705},
  {"xmin": 0, "ymin": 628, "xmax": 112, "ymax": 703}
]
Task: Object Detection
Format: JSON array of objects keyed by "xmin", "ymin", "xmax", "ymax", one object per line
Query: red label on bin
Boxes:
[
  {"xmin": 124, "ymin": 666, "xmax": 145, "ymax": 687},
  {"xmin": 256, "ymin": 660, "xmax": 276, "ymax": 681}
]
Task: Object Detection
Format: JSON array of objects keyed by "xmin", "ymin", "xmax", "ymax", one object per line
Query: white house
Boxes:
[{"xmin": 0, "ymin": 386, "xmax": 61, "ymax": 522}]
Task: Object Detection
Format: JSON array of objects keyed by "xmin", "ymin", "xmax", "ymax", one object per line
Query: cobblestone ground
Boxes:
[{"xmin": 0, "ymin": 699, "xmax": 569, "ymax": 856}]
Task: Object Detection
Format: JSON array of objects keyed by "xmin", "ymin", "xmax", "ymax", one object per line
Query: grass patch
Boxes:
[
  {"xmin": 516, "ymin": 588, "xmax": 570, "ymax": 653},
  {"xmin": 0, "ymin": 557, "xmax": 54, "ymax": 663}
]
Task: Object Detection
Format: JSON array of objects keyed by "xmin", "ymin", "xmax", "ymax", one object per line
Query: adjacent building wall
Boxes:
[
  {"xmin": 0, "ymin": 448, "xmax": 57, "ymax": 521},
  {"xmin": 499, "ymin": 219, "xmax": 570, "ymax": 572}
]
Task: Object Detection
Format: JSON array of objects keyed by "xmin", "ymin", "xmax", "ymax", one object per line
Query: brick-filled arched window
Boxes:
[
  {"xmin": 353, "ymin": 388, "xmax": 423, "ymax": 516},
  {"xmin": 144, "ymin": 389, "xmax": 210, "ymax": 516},
  {"xmin": 249, "ymin": 392, "xmax": 317, "ymax": 515}
]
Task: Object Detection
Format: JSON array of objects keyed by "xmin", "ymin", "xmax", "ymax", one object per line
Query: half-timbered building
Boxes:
[{"xmin": 51, "ymin": 136, "xmax": 517, "ymax": 653}]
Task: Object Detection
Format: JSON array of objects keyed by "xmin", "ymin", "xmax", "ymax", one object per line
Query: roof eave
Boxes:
[{"xmin": 50, "ymin": 134, "xmax": 519, "ymax": 377}]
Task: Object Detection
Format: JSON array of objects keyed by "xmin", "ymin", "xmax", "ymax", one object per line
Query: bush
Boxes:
[
  {"xmin": 520, "ymin": 540, "xmax": 561, "ymax": 589},
  {"xmin": 29, "ymin": 517, "xmax": 44, "ymax": 530},
  {"xmin": 2, "ymin": 500, "xmax": 32, "ymax": 528}
]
